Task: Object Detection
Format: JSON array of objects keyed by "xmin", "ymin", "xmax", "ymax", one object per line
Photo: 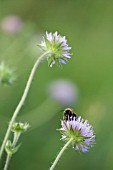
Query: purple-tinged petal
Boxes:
[
  {"xmin": 46, "ymin": 32, "xmax": 52, "ymax": 41},
  {"xmin": 58, "ymin": 58, "xmax": 67, "ymax": 64},
  {"xmin": 80, "ymin": 144, "xmax": 89, "ymax": 152}
]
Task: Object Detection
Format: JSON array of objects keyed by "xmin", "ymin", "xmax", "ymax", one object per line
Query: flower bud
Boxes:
[
  {"xmin": 0, "ymin": 62, "xmax": 16, "ymax": 85},
  {"xmin": 11, "ymin": 122, "xmax": 30, "ymax": 134}
]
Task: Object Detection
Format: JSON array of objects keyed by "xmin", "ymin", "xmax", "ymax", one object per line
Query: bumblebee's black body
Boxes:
[{"xmin": 63, "ymin": 108, "xmax": 77, "ymax": 121}]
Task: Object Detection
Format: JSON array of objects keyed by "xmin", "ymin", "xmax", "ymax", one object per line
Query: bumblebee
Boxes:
[{"xmin": 63, "ymin": 108, "xmax": 77, "ymax": 121}]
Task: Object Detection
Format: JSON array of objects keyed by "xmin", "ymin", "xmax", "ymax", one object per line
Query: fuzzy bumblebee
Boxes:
[{"xmin": 63, "ymin": 108, "xmax": 78, "ymax": 121}]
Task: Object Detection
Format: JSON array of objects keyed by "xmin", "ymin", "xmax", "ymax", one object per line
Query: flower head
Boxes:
[
  {"xmin": 39, "ymin": 32, "xmax": 72, "ymax": 67},
  {"xmin": 59, "ymin": 116, "xmax": 95, "ymax": 153},
  {"xmin": 0, "ymin": 62, "xmax": 16, "ymax": 85}
]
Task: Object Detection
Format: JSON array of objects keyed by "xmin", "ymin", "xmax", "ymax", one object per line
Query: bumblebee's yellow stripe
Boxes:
[{"xmin": 64, "ymin": 108, "xmax": 74, "ymax": 114}]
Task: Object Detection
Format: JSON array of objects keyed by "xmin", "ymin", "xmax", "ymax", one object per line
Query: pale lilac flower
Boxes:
[
  {"xmin": 48, "ymin": 79, "xmax": 78, "ymax": 104},
  {"xmin": 59, "ymin": 116, "xmax": 95, "ymax": 153},
  {"xmin": 1, "ymin": 15, "xmax": 22, "ymax": 33},
  {"xmin": 38, "ymin": 32, "xmax": 72, "ymax": 67}
]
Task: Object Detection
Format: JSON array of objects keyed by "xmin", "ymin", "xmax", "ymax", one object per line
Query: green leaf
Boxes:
[
  {"xmin": 5, "ymin": 140, "xmax": 21, "ymax": 155},
  {"xmin": 11, "ymin": 143, "xmax": 21, "ymax": 154}
]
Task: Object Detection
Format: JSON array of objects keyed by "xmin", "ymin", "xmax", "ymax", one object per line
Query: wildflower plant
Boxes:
[
  {"xmin": 49, "ymin": 109, "xmax": 96, "ymax": 170},
  {"xmin": 0, "ymin": 31, "xmax": 96, "ymax": 170},
  {"xmin": 0, "ymin": 32, "xmax": 72, "ymax": 170}
]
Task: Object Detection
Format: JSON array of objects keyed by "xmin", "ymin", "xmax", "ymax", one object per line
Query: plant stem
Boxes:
[
  {"xmin": 0, "ymin": 51, "xmax": 49, "ymax": 160},
  {"xmin": 49, "ymin": 138, "xmax": 73, "ymax": 170},
  {"xmin": 4, "ymin": 154, "xmax": 12, "ymax": 170}
]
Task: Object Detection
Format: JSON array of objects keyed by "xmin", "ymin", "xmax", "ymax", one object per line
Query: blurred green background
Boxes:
[{"xmin": 0, "ymin": 0, "xmax": 113, "ymax": 169}]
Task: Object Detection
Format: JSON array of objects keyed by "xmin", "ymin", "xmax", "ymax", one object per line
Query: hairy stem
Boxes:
[
  {"xmin": 4, "ymin": 154, "xmax": 12, "ymax": 170},
  {"xmin": 50, "ymin": 138, "xmax": 73, "ymax": 170},
  {"xmin": 0, "ymin": 51, "xmax": 49, "ymax": 160}
]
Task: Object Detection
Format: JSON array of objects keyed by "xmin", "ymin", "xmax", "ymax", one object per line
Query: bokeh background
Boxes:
[{"xmin": 0, "ymin": 0, "xmax": 113, "ymax": 169}]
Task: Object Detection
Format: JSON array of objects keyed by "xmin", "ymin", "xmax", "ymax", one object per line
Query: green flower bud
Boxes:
[
  {"xmin": 11, "ymin": 122, "xmax": 30, "ymax": 133},
  {"xmin": 0, "ymin": 62, "xmax": 16, "ymax": 85}
]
